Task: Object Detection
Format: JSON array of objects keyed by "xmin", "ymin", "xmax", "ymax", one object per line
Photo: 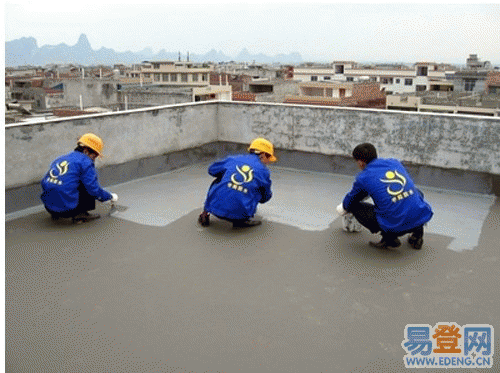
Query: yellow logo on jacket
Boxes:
[
  {"xmin": 380, "ymin": 170, "xmax": 414, "ymax": 203},
  {"xmin": 227, "ymin": 164, "xmax": 254, "ymax": 193},
  {"xmin": 47, "ymin": 160, "xmax": 69, "ymax": 185}
]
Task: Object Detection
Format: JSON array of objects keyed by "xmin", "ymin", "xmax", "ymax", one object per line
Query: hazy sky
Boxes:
[{"xmin": 4, "ymin": 1, "xmax": 500, "ymax": 65}]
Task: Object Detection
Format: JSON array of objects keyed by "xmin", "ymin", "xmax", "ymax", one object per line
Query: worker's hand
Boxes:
[
  {"xmin": 336, "ymin": 203, "xmax": 347, "ymax": 216},
  {"xmin": 104, "ymin": 193, "xmax": 118, "ymax": 204}
]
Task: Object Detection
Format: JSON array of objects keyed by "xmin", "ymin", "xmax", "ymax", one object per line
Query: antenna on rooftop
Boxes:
[
  {"xmin": 178, "ymin": 52, "xmax": 181, "ymax": 62},
  {"xmin": 187, "ymin": 51, "xmax": 189, "ymax": 62}
]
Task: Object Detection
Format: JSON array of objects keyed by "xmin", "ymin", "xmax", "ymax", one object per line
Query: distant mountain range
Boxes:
[{"xmin": 5, "ymin": 34, "xmax": 304, "ymax": 67}]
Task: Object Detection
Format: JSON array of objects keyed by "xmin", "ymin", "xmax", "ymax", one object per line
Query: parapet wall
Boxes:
[
  {"xmin": 217, "ymin": 102, "xmax": 500, "ymax": 175},
  {"xmin": 5, "ymin": 101, "xmax": 500, "ymax": 213},
  {"xmin": 5, "ymin": 102, "xmax": 218, "ymax": 189}
]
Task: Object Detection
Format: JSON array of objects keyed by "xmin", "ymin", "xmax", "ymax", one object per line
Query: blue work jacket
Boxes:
[
  {"xmin": 204, "ymin": 153, "xmax": 272, "ymax": 220},
  {"xmin": 41, "ymin": 151, "xmax": 112, "ymax": 212},
  {"xmin": 343, "ymin": 158, "xmax": 433, "ymax": 233}
]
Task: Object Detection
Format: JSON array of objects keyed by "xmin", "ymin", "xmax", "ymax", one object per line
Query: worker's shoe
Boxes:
[
  {"xmin": 198, "ymin": 211, "xmax": 210, "ymax": 227},
  {"xmin": 233, "ymin": 218, "xmax": 262, "ymax": 228},
  {"xmin": 72, "ymin": 212, "xmax": 100, "ymax": 224},
  {"xmin": 408, "ymin": 227, "xmax": 424, "ymax": 250},
  {"xmin": 369, "ymin": 237, "xmax": 401, "ymax": 249}
]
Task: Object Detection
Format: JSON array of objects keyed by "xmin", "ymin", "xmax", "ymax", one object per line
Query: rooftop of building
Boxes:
[
  {"xmin": 5, "ymin": 101, "xmax": 500, "ymax": 372},
  {"xmin": 6, "ymin": 162, "xmax": 500, "ymax": 372}
]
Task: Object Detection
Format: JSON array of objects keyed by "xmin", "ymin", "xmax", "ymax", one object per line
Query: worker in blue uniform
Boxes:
[
  {"xmin": 337, "ymin": 143, "xmax": 433, "ymax": 249},
  {"xmin": 41, "ymin": 133, "xmax": 118, "ymax": 223},
  {"xmin": 198, "ymin": 138, "xmax": 276, "ymax": 228}
]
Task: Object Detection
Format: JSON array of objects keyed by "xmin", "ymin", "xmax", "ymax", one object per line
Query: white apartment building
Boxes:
[
  {"xmin": 139, "ymin": 61, "xmax": 232, "ymax": 101},
  {"xmin": 141, "ymin": 61, "xmax": 211, "ymax": 84},
  {"xmin": 293, "ymin": 61, "xmax": 455, "ymax": 95}
]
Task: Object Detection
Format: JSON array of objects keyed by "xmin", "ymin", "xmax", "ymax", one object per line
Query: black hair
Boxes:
[
  {"xmin": 352, "ymin": 143, "xmax": 378, "ymax": 164},
  {"xmin": 75, "ymin": 145, "xmax": 98, "ymax": 157},
  {"xmin": 250, "ymin": 149, "xmax": 270, "ymax": 158}
]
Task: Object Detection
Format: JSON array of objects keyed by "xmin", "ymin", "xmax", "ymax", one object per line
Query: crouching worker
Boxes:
[
  {"xmin": 337, "ymin": 143, "xmax": 433, "ymax": 250},
  {"xmin": 41, "ymin": 133, "xmax": 118, "ymax": 223},
  {"xmin": 198, "ymin": 138, "xmax": 276, "ymax": 228}
]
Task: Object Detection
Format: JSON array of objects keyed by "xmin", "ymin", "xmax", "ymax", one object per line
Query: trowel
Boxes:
[{"xmin": 108, "ymin": 202, "xmax": 128, "ymax": 216}]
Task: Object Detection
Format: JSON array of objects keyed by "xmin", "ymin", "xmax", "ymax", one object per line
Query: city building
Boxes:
[
  {"xmin": 386, "ymin": 91, "xmax": 500, "ymax": 116},
  {"xmin": 466, "ymin": 53, "xmax": 492, "ymax": 70},
  {"xmin": 139, "ymin": 60, "xmax": 232, "ymax": 101},
  {"xmin": 294, "ymin": 61, "xmax": 455, "ymax": 95},
  {"xmin": 452, "ymin": 71, "xmax": 489, "ymax": 93},
  {"xmin": 118, "ymin": 84, "xmax": 197, "ymax": 108},
  {"xmin": 247, "ymin": 80, "xmax": 300, "ymax": 103},
  {"xmin": 140, "ymin": 60, "xmax": 211, "ymax": 85},
  {"xmin": 215, "ymin": 63, "xmax": 293, "ymax": 82},
  {"xmin": 386, "ymin": 59, "xmax": 500, "ymax": 116},
  {"xmin": 451, "ymin": 69, "xmax": 493, "ymax": 94},
  {"xmin": 486, "ymin": 71, "xmax": 500, "ymax": 94},
  {"xmin": 210, "ymin": 66, "xmax": 297, "ymax": 103},
  {"xmin": 6, "ymin": 56, "xmax": 498, "ymax": 122},
  {"xmin": 210, "ymin": 72, "xmax": 252, "ymax": 92},
  {"xmin": 283, "ymin": 81, "xmax": 386, "ymax": 109},
  {"xmin": 5, "ymin": 61, "xmax": 234, "ymax": 122}
]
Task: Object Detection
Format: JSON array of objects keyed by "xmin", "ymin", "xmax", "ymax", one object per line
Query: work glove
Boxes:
[
  {"xmin": 342, "ymin": 213, "xmax": 362, "ymax": 232},
  {"xmin": 105, "ymin": 193, "xmax": 119, "ymax": 203},
  {"xmin": 336, "ymin": 203, "xmax": 347, "ymax": 216}
]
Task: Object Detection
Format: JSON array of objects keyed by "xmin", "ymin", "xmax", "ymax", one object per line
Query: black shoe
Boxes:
[
  {"xmin": 198, "ymin": 211, "xmax": 210, "ymax": 227},
  {"xmin": 408, "ymin": 234, "xmax": 424, "ymax": 250},
  {"xmin": 408, "ymin": 229, "xmax": 424, "ymax": 250},
  {"xmin": 369, "ymin": 237, "xmax": 401, "ymax": 249},
  {"xmin": 408, "ymin": 236, "xmax": 423, "ymax": 250},
  {"xmin": 233, "ymin": 219, "xmax": 262, "ymax": 228},
  {"xmin": 72, "ymin": 212, "xmax": 100, "ymax": 224}
]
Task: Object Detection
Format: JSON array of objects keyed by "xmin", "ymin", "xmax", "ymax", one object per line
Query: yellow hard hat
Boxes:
[
  {"xmin": 248, "ymin": 137, "xmax": 277, "ymax": 162},
  {"xmin": 78, "ymin": 133, "xmax": 103, "ymax": 155}
]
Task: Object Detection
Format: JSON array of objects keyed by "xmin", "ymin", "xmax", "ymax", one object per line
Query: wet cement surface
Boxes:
[{"xmin": 5, "ymin": 165, "xmax": 500, "ymax": 373}]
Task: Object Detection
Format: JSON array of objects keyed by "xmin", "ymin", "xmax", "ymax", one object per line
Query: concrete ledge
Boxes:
[
  {"xmin": 403, "ymin": 163, "xmax": 500, "ymax": 197},
  {"xmin": 6, "ymin": 142, "xmax": 219, "ymax": 214},
  {"xmin": 6, "ymin": 141, "xmax": 499, "ymax": 215},
  {"xmin": 276, "ymin": 147, "xmax": 500, "ymax": 196},
  {"xmin": 5, "ymin": 141, "xmax": 251, "ymax": 214}
]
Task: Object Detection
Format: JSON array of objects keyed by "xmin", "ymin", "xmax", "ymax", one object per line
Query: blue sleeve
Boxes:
[
  {"xmin": 81, "ymin": 162, "xmax": 113, "ymax": 202},
  {"xmin": 258, "ymin": 169, "xmax": 273, "ymax": 203},
  {"xmin": 343, "ymin": 176, "xmax": 369, "ymax": 211},
  {"xmin": 208, "ymin": 158, "xmax": 227, "ymax": 178}
]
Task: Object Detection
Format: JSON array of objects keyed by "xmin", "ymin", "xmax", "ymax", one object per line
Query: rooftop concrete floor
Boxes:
[{"xmin": 5, "ymin": 163, "xmax": 500, "ymax": 373}]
